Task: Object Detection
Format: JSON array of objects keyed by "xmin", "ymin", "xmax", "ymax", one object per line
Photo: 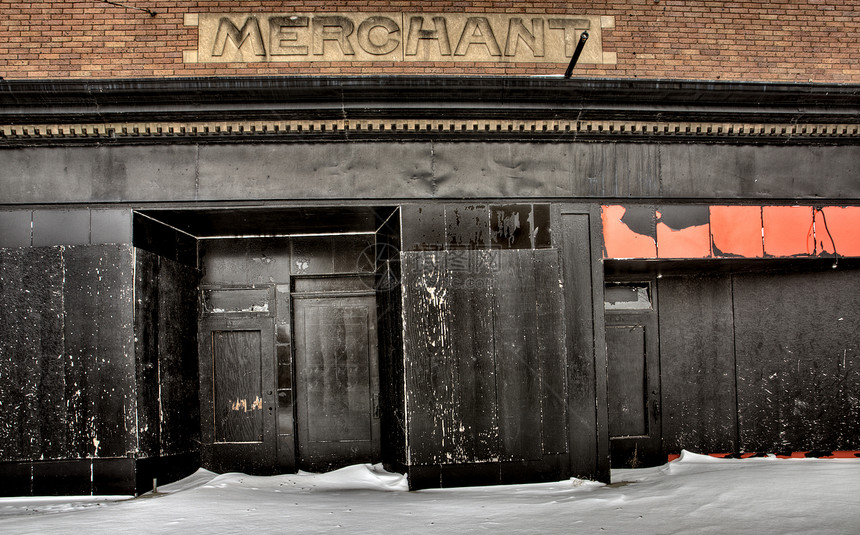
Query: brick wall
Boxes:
[{"xmin": 1, "ymin": 0, "xmax": 857, "ymax": 81}]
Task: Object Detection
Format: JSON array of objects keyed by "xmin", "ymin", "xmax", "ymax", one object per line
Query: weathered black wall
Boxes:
[
  {"xmin": 134, "ymin": 249, "xmax": 201, "ymax": 490},
  {"xmin": 733, "ymin": 268, "xmax": 860, "ymax": 453},
  {"xmin": 376, "ymin": 211, "xmax": 407, "ymax": 471},
  {"xmin": 658, "ymin": 274, "xmax": 738, "ymax": 454},
  {"xmin": 654, "ymin": 265, "xmax": 860, "ymax": 456},
  {"xmin": 400, "ymin": 203, "xmax": 570, "ymax": 488},
  {"xmin": 0, "ymin": 245, "xmax": 137, "ymax": 495},
  {"xmin": 3, "ymin": 142, "xmax": 859, "ymax": 204}
]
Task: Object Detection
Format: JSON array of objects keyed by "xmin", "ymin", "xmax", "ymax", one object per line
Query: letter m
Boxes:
[{"xmin": 212, "ymin": 17, "xmax": 266, "ymax": 57}]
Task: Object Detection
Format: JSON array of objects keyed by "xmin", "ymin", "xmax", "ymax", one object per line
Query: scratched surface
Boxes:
[
  {"xmin": 733, "ymin": 268, "xmax": 860, "ymax": 453},
  {"xmin": 213, "ymin": 330, "xmax": 264, "ymax": 443},
  {"xmin": 402, "ymin": 248, "xmax": 567, "ymax": 470},
  {"xmin": 0, "ymin": 245, "xmax": 136, "ymax": 463},
  {"xmin": 657, "ymin": 274, "xmax": 738, "ymax": 455}
]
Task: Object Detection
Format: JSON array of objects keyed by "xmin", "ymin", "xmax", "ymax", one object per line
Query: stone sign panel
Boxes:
[{"xmin": 185, "ymin": 13, "xmax": 616, "ymax": 64}]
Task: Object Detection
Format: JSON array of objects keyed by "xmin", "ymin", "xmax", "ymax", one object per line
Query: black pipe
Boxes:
[{"xmin": 564, "ymin": 31, "xmax": 589, "ymax": 79}]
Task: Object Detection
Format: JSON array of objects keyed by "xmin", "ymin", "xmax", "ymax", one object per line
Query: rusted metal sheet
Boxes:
[
  {"xmin": 600, "ymin": 205, "xmax": 657, "ymax": 259},
  {"xmin": 603, "ymin": 204, "xmax": 860, "ymax": 260},
  {"xmin": 762, "ymin": 206, "xmax": 814, "ymax": 257},
  {"xmin": 709, "ymin": 206, "xmax": 764, "ymax": 258},
  {"xmin": 816, "ymin": 207, "xmax": 860, "ymax": 257},
  {"xmin": 655, "ymin": 205, "xmax": 710, "ymax": 259}
]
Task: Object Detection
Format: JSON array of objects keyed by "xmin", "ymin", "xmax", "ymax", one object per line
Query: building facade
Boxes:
[{"xmin": 1, "ymin": 1, "xmax": 859, "ymax": 495}]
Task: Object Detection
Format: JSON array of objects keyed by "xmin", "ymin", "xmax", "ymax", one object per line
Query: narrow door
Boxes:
[
  {"xmin": 292, "ymin": 294, "xmax": 380, "ymax": 471},
  {"xmin": 604, "ymin": 281, "xmax": 662, "ymax": 468},
  {"xmin": 199, "ymin": 316, "xmax": 277, "ymax": 474}
]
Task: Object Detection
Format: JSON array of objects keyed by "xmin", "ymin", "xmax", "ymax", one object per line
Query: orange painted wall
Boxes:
[{"xmin": 602, "ymin": 205, "xmax": 860, "ymax": 260}]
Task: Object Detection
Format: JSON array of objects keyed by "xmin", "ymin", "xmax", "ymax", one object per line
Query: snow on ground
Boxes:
[{"xmin": 2, "ymin": 451, "xmax": 859, "ymax": 534}]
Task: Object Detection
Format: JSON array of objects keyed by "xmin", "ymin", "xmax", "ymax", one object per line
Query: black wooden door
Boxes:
[
  {"xmin": 292, "ymin": 294, "xmax": 380, "ymax": 471},
  {"xmin": 199, "ymin": 316, "xmax": 277, "ymax": 474},
  {"xmin": 605, "ymin": 309, "xmax": 661, "ymax": 468}
]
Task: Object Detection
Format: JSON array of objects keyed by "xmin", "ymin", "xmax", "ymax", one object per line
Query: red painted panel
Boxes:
[
  {"xmin": 601, "ymin": 205, "xmax": 657, "ymax": 259},
  {"xmin": 816, "ymin": 206, "xmax": 860, "ymax": 257},
  {"xmin": 657, "ymin": 221, "xmax": 711, "ymax": 258},
  {"xmin": 762, "ymin": 206, "xmax": 814, "ymax": 257},
  {"xmin": 709, "ymin": 206, "xmax": 764, "ymax": 258}
]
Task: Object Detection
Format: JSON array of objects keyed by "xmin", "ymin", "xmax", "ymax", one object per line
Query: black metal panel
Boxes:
[
  {"xmin": 134, "ymin": 250, "xmax": 161, "ymax": 458},
  {"xmin": 142, "ymin": 206, "xmax": 382, "ymax": 238},
  {"xmin": 534, "ymin": 249, "xmax": 568, "ymax": 456},
  {"xmin": 91, "ymin": 245, "xmax": 136, "ymax": 458},
  {"xmin": 0, "ymin": 210, "xmax": 32, "ymax": 247},
  {"xmin": 401, "ymin": 204, "xmax": 445, "ymax": 251},
  {"xmin": 0, "ymin": 248, "xmax": 65, "ymax": 461},
  {"xmin": 733, "ymin": 268, "xmax": 860, "ymax": 453},
  {"xmin": 494, "ymin": 250, "xmax": 541, "ymax": 461},
  {"xmin": 133, "ymin": 212, "xmax": 197, "ymax": 268},
  {"xmin": 0, "ymin": 249, "xmax": 26, "ymax": 460},
  {"xmin": 62, "ymin": 246, "xmax": 100, "ymax": 459},
  {"xmin": 0, "ymin": 462, "xmax": 32, "ymax": 496},
  {"xmin": 446, "ymin": 205, "xmax": 490, "ymax": 249},
  {"xmin": 606, "ymin": 324, "xmax": 648, "ymax": 437},
  {"xmin": 376, "ymin": 214, "xmax": 406, "ymax": 470},
  {"xmin": 402, "ymin": 252, "xmax": 449, "ymax": 464},
  {"xmin": 333, "ymin": 234, "xmax": 376, "ymax": 274},
  {"xmin": 91, "ymin": 209, "xmax": 132, "ymax": 245},
  {"xmin": 448, "ymin": 251, "xmax": 498, "ymax": 463},
  {"xmin": 490, "ymin": 205, "xmax": 532, "ymax": 250},
  {"xmin": 5, "ymin": 142, "xmax": 860, "ymax": 204},
  {"xmin": 92, "ymin": 458, "xmax": 136, "ymax": 495},
  {"xmin": 559, "ymin": 206, "xmax": 609, "ymax": 483},
  {"xmin": 32, "ymin": 460, "xmax": 92, "ymax": 496},
  {"xmin": 2, "ymin": 77, "xmax": 857, "ymax": 125},
  {"xmin": 200, "ymin": 237, "xmax": 289, "ymax": 285},
  {"xmin": 32, "ymin": 209, "xmax": 90, "ymax": 247},
  {"xmin": 157, "ymin": 256, "xmax": 200, "ymax": 456},
  {"xmin": 658, "ymin": 275, "xmax": 738, "ymax": 455}
]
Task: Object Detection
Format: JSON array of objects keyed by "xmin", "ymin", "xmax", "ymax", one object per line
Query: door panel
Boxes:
[
  {"xmin": 213, "ymin": 330, "xmax": 264, "ymax": 443},
  {"xmin": 605, "ymin": 309, "xmax": 661, "ymax": 468},
  {"xmin": 606, "ymin": 324, "xmax": 648, "ymax": 438},
  {"xmin": 199, "ymin": 316, "xmax": 276, "ymax": 474},
  {"xmin": 293, "ymin": 295, "xmax": 380, "ymax": 471}
]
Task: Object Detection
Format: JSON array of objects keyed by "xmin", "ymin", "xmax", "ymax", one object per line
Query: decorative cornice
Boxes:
[
  {"xmin": 1, "ymin": 76, "xmax": 858, "ymax": 145},
  {"xmin": 2, "ymin": 118, "xmax": 858, "ymax": 145}
]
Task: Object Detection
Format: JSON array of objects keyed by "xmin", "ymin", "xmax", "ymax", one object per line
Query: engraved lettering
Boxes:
[
  {"xmin": 194, "ymin": 12, "xmax": 609, "ymax": 65},
  {"xmin": 548, "ymin": 18, "xmax": 591, "ymax": 56},
  {"xmin": 405, "ymin": 16, "xmax": 452, "ymax": 56},
  {"xmin": 212, "ymin": 16, "xmax": 266, "ymax": 57},
  {"xmin": 312, "ymin": 16, "xmax": 355, "ymax": 56},
  {"xmin": 454, "ymin": 17, "xmax": 501, "ymax": 56},
  {"xmin": 357, "ymin": 16, "xmax": 400, "ymax": 55},
  {"xmin": 505, "ymin": 18, "xmax": 544, "ymax": 57},
  {"xmin": 269, "ymin": 16, "xmax": 309, "ymax": 56}
]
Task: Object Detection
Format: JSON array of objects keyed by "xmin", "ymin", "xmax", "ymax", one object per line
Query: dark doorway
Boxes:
[
  {"xmin": 604, "ymin": 280, "xmax": 662, "ymax": 468},
  {"xmin": 292, "ymin": 278, "xmax": 380, "ymax": 471},
  {"xmin": 199, "ymin": 315, "xmax": 277, "ymax": 474}
]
